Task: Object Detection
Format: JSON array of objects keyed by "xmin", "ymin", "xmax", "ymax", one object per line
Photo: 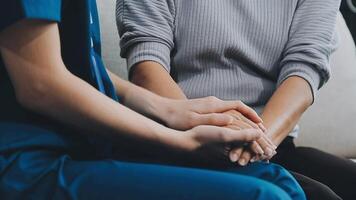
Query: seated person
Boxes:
[
  {"xmin": 0, "ymin": 0, "xmax": 306, "ymax": 199},
  {"xmin": 117, "ymin": 0, "xmax": 356, "ymax": 199}
]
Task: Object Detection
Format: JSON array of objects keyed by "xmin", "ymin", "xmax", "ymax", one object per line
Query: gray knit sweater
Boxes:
[{"xmin": 116, "ymin": 0, "xmax": 340, "ymax": 135}]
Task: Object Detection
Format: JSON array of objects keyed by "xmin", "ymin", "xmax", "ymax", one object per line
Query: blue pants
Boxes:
[
  {"xmin": 0, "ymin": 123, "xmax": 305, "ymax": 200},
  {"xmin": 0, "ymin": 150, "xmax": 305, "ymax": 200}
]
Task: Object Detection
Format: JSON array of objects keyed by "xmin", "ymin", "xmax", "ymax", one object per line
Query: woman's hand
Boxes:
[
  {"xmin": 160, "ymin": 96, "xmax": 263, "ymax": 130},
  {"xmin": 181, "ymin": 126, "xmax": 262, "ymax": 161},
  {"xmin": 223, "ymin": 110, "xmax": 277, "ymax": 166}
]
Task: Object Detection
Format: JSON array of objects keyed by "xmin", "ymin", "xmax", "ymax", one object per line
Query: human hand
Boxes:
[
  {"xmin": 182, "ymin": 125, "xmax": 262, "ymax": 161},
  {"xmin": 160, "ymin": 96, "xmax": 263, "ymax": 130},
  {"xmin": 223, "ymin": 110, "xmax": 277, "ymax": 166}
]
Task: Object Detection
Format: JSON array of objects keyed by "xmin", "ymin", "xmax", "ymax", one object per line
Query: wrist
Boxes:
[
  {"xmin": 157, "ymin": 126, "xmax": 193, "ymax": 152},
  {"xmin": 123, "ymin": 85, "xmax": 169, "ymax": 123},
  {"xmin": 147, "ymin": 95, "xmax": 171, "ymax": 123},
  {"xmin": 150, "ymin": 96, "xmax": 175, "ymax": 125}
]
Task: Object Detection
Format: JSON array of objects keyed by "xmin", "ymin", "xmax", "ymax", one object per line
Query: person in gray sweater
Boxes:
[{"xmin": 117, "ymin": 0, "xmax": 356, "ymax": 199}]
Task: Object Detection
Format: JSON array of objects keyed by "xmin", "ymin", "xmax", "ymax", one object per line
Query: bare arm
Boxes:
[
  {"xmin": 0, "ymin": 20, "xmax": 263, "ymax": 155},
  {"xmin": 0, "ymin": 20, "xmax": 185, "ymax": 149},
  {"xmin": 127, "ymin": 61, "xmax": 268, "ymax": 128},
  {"xmin": 130, "ymin": 61, "xmax": 186, "ymax": 99},
  {"xmin": 261, "ymin": 76, "xmax": 313, "ymax": 146},
  {"xmin": 129, "ymin": 57, "xmax": 277, "ymax": 165}
]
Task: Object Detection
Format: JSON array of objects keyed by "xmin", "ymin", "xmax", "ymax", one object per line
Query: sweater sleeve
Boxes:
[
  {"xmin": 116, "ymin": 0, "xmax": 175, "ymax": 74},
  {"xmin": 277, "ymin": 0, "xmax": 341, "ymax": 102}
]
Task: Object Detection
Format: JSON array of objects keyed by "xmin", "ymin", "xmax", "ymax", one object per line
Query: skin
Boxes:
[
  {"xmin": 131, "ymin": 61, "xmax": 277, "ymax": 163},
  {"xmin": 235, "ymin": 76, "xmax": 312, "ymax": 164},
  {"xmin": 0, "ymin": 20, "xmax": 263, "ymax": 160},
  {"xmin": 130, "ymin": 59, "xmax": 313, "ymax": 165}
]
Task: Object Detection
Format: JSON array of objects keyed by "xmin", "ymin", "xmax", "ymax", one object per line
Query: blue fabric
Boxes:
[
  {"xmin": 0, "ymin": 0, "xmax": 118, "ymax": 156},
  {"xmin": 0, "ymin": 0, "xmax": 62, "ymax": 31},
  {"xmin": 0, "ymin": 1, "xmax": 306, "ymax": 199},
  {"xmin": 0, "ymin": 145, "xmax": 305, "ymax": 200}
]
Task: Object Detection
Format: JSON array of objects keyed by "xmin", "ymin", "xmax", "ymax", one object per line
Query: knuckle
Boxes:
[
  {"xmin": 236, "ymin": 100, "xmax": 244, "ymax": 106},
  {"xmin": 209, "ymin": 96, "xmax": 219, "ymax": 101},
  {"xmin": 251, "ymin": 142, "xmax": 258, "ymax": 148},
  {"xmin": 186, "ymin": 113, "xmax": 198, "ymax": 127},
  {"xmin": 208, "ymin": 113, "xmax": 219, "ymax": 123},
  {"xmin": 206, "ymin": 96, "xmax": 220, "ymax": 104}
]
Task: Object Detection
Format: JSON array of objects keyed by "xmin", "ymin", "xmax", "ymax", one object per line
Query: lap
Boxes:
[
  {"xmin": 289, "ymin": 171, "xmax": 342, "ymax": 200},
  {"xmin": 0, "ymin": 149, "xmax": 296, "ymax": 200},
  {"xmin": 273, "ymin": 137, "xmax": 356, "ymax": 200}
]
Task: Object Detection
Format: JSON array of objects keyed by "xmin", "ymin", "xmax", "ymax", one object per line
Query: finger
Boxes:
[
  {"xmin": 225, "ymin": 110, "xmax": 257, "ymax": 129},
  {"xmin": 193, "ymin": 113, "xmax": 234, "ymax": 127},
  {"xmin": 229, "ymin": 147, "xmax": 244, "ymax": 162},
  {"xmin": 222, "ymin": 128, "xmax": 262, "ymax": 143},
  {"xmin": 256, "ymin": 136, "xmax": 274, "ymax": 157},
  {"xmin": 250, "ymin": 141, "xmax": 264, "ymax": 155},
  {"xmin": 228, "ymin": 120, "xmax": 252, "ymax": 130},
  {"xmin": 261, "ymin": 134, "xmax": 277, "ymax": 150},
  {"xmin": 194, "ymin": 97, "xmax": 262, "ymax": 124},
  {"xmin": 254, "ymin": 125, "xmax": 277, "ymax": 150},
  {"xmin": 250, "ymin": 154, "xmax": 264, "ymax": 163},
  {"xmin": 258, "ymin": 123, "xmax": 267, "ymax": 132},
  {"xmin": 238, "ymin": 150, "xmax": 253, "ymax": 166},
  {"xmin": 200, "ymin": 127, "xmax": 261, "ymax": 146},
  {"xmin": 259, "ymin": 154, "xmax": 272, "ymax": 162},
  {"xmin": 265, "ymin": 149, "xmax": 278, "ymax": 160},
  {"xmin": 231, "ymin": 101, "xmax": 263, "ymax": 123},
  {"xmin": 191, "ymin": 96, "xmax": 228, "ymax": 113},
  {"xmin": 226, "ymin": 125, "xmax": 242, "ymax": 131},
  {"xmin": 239, "ymin": 114, "xmax": 260, "ymax": 129},
  {"xmin": 250, "ymin": 155, "xmax": 258, "ymax": 163}
]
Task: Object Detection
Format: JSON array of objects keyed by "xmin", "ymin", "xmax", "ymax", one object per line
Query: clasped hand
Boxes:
[
  {"xmin": 224, "ymin": 110, "xmax": 277, "ymax": 166},
  {"xmin": 159, "ymin": 96, "xmax": 277, "ymax": 165}
]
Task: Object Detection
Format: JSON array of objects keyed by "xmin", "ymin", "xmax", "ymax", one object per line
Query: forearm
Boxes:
[
  {"xmin": 107, "ymin": 69, "xmax": 176, "ymax": 122},
  {"xmin": 130, "ymin": 61, "xmax": 187, "ymax": 99},
  {"xmin": 19, "ymin": 66, "xmax": 185, "ymax": 151},
  {"xmin": 261, "ymin": 76, "xmax": 313, "ymax": 146}
]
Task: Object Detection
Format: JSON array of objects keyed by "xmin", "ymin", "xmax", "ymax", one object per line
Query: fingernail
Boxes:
[
  {"xmin": 230, "ymin": 153, "xmax": 239, "ymax": 162},
  {"xmin": 239, "ymin": 158, "xmax": 247, "ymax": 166},
  {"xmin": 250, "ymin": 157, "xmax": 256, "ymax": 163}
]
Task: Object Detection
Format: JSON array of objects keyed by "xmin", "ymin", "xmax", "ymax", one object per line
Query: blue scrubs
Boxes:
[{"xmin": 0, "ymin": 0, "xmax": 306, "ymax": 199}]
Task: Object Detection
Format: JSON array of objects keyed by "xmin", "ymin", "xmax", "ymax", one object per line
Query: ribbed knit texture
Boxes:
[{"xmin": 117, "ymin": 0, "xmax": 340, "ymax": 136}]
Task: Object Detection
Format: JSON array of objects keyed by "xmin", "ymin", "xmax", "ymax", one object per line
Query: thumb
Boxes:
[{"xmin": 223, "ymin": 129, "xmax": 262, "ymax": 143}]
